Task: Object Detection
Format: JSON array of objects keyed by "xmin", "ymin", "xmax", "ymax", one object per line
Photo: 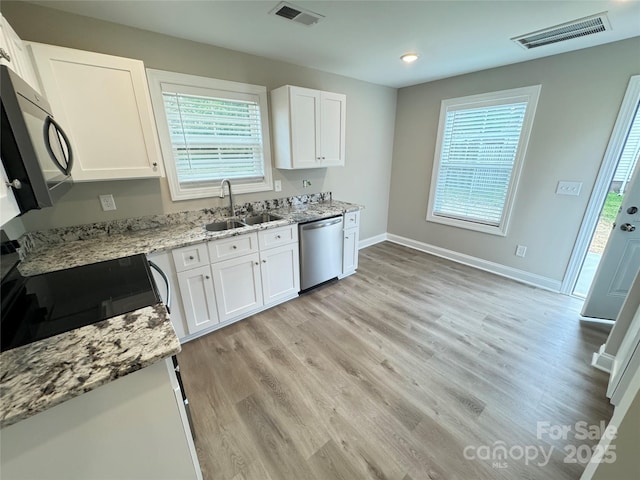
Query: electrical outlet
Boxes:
[
  {"xmin": 515, "ymin": 245, "xmax": 527, "ymax": 258},
  {"xmin": 274, "ymin": 180, "xmax": 282, "ymax": 192},
  {"xmin": 303, "ymin": 179, "xmax": 312, "ymax": 188},
  {"xmin": 99, "ymin": 194, "xmax": 117, "ymax": 211},
  {"xmin": 556, "ymin": 181, "xmax": 582, "ymax": 196}
]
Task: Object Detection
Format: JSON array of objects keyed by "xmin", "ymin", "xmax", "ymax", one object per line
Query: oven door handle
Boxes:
[{"xmin": 148, "ymin": 261, "xmax": 171, "ymax": 314}]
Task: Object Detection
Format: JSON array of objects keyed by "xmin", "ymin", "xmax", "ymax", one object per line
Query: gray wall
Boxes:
[
  {"xmin": 1, "ymin": 1, "xmax": 396, "ymax": 241},
  {"xmin": 388, "ymin": 38, "xmax": 640, "ymax": 282}
]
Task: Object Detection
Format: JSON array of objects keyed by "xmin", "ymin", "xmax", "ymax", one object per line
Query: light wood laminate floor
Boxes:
[{"xmin": 178, "ymin": 241, "xmax": 613, "ymax": 480}]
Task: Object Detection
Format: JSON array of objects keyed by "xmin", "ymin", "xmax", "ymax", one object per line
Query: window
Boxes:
[
  {"xmin": 147, "ymin": 69, "xmax": 273, "ymax": 201},
  {"xmin": 427, "ymin": 85, "xmax": 541, "ymax": 236}
]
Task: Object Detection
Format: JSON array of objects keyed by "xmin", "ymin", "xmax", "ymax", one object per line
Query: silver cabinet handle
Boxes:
[
  {"xmin": 189, "ymin": 255, "xmax": 194, "ymax": 260},
  {"xmin": 262, "ymin": 259, "xmax": 267, "ymax": 263},
  {"xmin": 620, "ymin": 223, "xmax": 636, "ymax": 232},
  {"xmin": 276, "ymin": 235, "xmax": 281, "ymax": 239},
  {"xmin": 0, "ymin": 48, "xmax": 11, "ymax": 62},
  {"xmin": 205, "ymin": 275, "xmax": 210, "ymax": 279},
  {"xmin": 232, "ymin": 245, "xmax": 237, "ymax": 249}
]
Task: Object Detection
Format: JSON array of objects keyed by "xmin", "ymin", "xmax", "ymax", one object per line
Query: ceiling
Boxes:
[{"xmin": 30, "ymin": 0, "xmax": 640, "ymax": 88}]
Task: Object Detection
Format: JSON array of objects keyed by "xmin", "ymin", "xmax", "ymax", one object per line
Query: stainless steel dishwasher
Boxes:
[{"xmin": 299, "ymin": 215, "xmax": 344, "ymax": 291}]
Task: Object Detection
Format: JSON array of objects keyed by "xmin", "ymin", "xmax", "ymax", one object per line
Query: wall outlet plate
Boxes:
[
  {"xmin": 274, "ymin": 180, "xmax": 282, "ymax": 192},
  {"xmin": 556, "ymin": 181, "xmax": 582, "ymax": 196},
  {"xmin": 99, "ymin": 194, "xmax": 117, "ymax": 211},
  {"xmin": 515, "ymin": 245, "xmax": 527, "ymax": 257}
]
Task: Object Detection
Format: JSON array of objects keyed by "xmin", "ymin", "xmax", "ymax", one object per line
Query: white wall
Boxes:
[
  {"xmin": 1, "ymin": 1, "xmax": 396, "ymax": 242},
  {"xmin": 388, "ymin": 38, "xmax": 640, "ymax": 282}
]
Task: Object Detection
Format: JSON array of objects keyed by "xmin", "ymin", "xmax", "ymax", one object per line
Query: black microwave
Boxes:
[{"xmin": 0, "ymin": 65, "xmax": 73, "ymax": 214}]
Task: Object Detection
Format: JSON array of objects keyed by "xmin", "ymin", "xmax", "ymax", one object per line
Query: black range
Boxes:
[{"xmin": 1, "ymin": 254, "xmax": 160, "ymax": 352}]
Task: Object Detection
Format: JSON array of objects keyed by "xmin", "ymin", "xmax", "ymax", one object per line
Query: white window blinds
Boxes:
[
  {"xmin": 433, "ymin": 102, "xmax": 527, "ymax": 226},
  {"xmin": 427, "ymin": 85, "xmax": 540, "ymax": 236},
  {"xmin": 162, "ymin": 91, "xmax": 265, "ymax": 186}
]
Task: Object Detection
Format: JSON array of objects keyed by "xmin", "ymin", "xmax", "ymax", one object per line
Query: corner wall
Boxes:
[{"xmin": 388, "ymin": 38, "xmax": 640, "ymax": 283}]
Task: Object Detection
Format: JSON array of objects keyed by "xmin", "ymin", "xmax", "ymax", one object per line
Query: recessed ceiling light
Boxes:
[{"xmin": 400, "ymin": 53, "xmax": 419, "ymax": 63}]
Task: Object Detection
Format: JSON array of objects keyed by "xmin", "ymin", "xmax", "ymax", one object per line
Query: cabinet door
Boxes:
[
  {"xmin": 342, "ymin": 227, "xmax": 360, "ymax": 275},
  {"xmin": 319, "ymin": 92, "xmax": 346, "ymax": 166},
  {"xmin": 0, "ymin": 16, "xmax": 40, "ymax": 93},
  {"xmin": 261, "ymin": 243, "xmax": 300, "ymax": 306},
  {"xmin": 177, "ymin": 265, "xmax": 219, "ymax": 334},
  {"xmin": 289, "ymin": 86, "xmax": 320, "ymax": 168},
  {"xmin": 28, "ymin": 43, "xmax": 163, "ymax": 181},
  {"xmin": 0, "ymin": 161, "xmax": 20, "ymax": 226},
  {"xmin": 211, "ymin": 253, "xmax": 263, "ymax": 322}
]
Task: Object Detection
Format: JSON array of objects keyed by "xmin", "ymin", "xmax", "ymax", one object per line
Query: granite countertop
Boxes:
[
  {"xmin": 1, "ymin": 194, "xmax": 361, "ymax": 428},
  {"xmin": 19, "ymin": 199, "xmax": 361, "ymax": 276},
  {"xmin": 0, "ymin": 304, "xmax": 180, "ymax": 428}
]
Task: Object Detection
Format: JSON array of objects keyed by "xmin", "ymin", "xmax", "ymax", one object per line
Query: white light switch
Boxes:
[
  {"xmin": 556, "ymin": 181, "xmax": 582, "ymax": 196},
  {"xmin": 274, "ymin": 180, "xmax": 282, "ymax": 192}
]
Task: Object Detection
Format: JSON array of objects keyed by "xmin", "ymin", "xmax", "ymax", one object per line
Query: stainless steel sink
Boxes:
[
  {"xmin": 204, "ymin": 219, "xmax": 246, "ymax": 232},
  {"xmin": 241, "ymin": 213, "xmax": 282, "ymax": 225}
]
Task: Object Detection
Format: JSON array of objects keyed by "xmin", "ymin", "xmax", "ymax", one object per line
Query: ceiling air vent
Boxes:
[
  {"xmin": 270, "ymin": 2, "xmax": 324, "ymax": 26},
  {"xmin": 512, "ymin": 12, "xmax": 610, "ymax": 49}
]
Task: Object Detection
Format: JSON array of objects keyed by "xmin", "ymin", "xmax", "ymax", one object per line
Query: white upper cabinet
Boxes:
[
  {"xmin": 27, "ymin": 43, "xmax": 164, "ymax": 181},
  {"xmin": 0, "ymin": 16, "xmax": 40, "ymax": 93},
  {"xmin": 271, "ymin": 85, "xmax": 346, "ymax": 169}
]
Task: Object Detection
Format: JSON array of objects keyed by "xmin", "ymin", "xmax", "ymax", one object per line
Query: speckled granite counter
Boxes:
[
  {"xmin": 0, "ymin": 304, "xmax": 179, "ymax": 428},
  {"xmin": 19, "ymin": 198, "xmax": 361, "ymax": 276},
  {"xmin": 1, "ymin": 194, "xmax": 361, "ymax": 427}
]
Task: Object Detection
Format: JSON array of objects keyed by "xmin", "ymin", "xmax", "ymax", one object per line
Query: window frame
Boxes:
[
  {"xmin": 147, "ymin": 69, "xmax": 273, "ymax": 201},
  {"xmin": 426, "ymin": 85, "xmax": 541, "ymax": 236}
]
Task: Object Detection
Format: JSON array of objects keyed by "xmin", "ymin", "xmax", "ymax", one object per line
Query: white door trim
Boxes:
[{"xmin": 561, "ymin": 75, "xmax": 640, "ymax": 295}]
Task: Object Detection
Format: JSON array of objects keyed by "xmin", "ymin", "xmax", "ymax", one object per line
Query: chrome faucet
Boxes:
[{"xmin": 220, "ymin": 178, "xmax": 235, "ymax": 217}]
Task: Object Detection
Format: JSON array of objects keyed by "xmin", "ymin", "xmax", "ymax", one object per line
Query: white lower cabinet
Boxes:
[
  {"xmin": 177, "ymin": 265, "xmax": 219, "ymax": 333},
  {"xmin": 342, "ymin": 227, "xmax": 359, "ymax": 274},
  {"xmin": 261, "ymin": 242, "xmax": 300, "ymax": 306},
  {"xmin": 212, "ymin": 252, "xmax": 263, "ymax": 322},
  {"xmin": 341, "ymin": 211, "xmax": 361, "ymax": 277},
  {"xmin": 0, "ymin": 360, "xmax": 201, "ymax": 479},
  {"xmin": 168, "ymin": 224, "xmax": 299, "ymax": 341}
]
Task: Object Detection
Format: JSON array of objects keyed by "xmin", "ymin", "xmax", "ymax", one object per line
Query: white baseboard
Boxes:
[
  {"xmin": 386, "ymin": 233, "xmax": 562, "ymax": 292},
  {"xmin": 359, "ymin": 233, "xmax": 388, "ymax": 249},
  {"xmin": 591, "ymin": 344, "xmax": 614, "ymax": 374}
]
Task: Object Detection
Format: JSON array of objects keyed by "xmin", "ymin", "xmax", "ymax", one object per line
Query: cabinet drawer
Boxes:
[
  {"xmin": 208, "ymin": 233, "xmax": 258, "ymax": 262},
  {"xmin": 344, "ymin": 211, "xmax": 360, "ymax": 229},
  {"xmin": 258, "ymin": 225, "xmax": 298, "ymax": 250},
  {"xmin": 172, "ymin": 243, "xmax": 210, "ymax": 272}
]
